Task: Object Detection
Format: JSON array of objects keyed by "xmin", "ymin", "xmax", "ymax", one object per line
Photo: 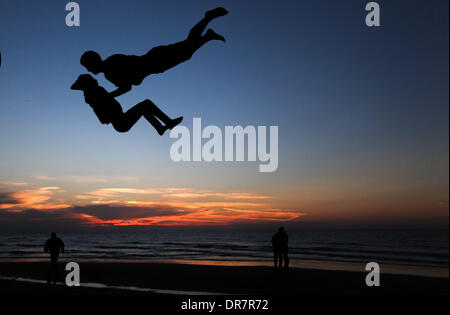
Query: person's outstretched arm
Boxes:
[
  {"xmin": 110, "ymin": 85, "xmax": 131, "ymax": 98},
  {"xmin": 60, "ymin": 240, "xmax": 65, "ymax": 254}
]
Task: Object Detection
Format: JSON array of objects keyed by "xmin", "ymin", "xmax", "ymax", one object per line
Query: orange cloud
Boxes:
[
  {"xmin": 72, "ymin": 187, "xmax": 303, "ymax": 226},
  {"xmin": 76, "ymin": 187, "xmax": 271, "ymax": 204},
  {"xmin": 79, "ymin": 208, "xmax": 302, "ymax": 227},
  {"xmin": 1, "ymin": 185, "xmax": 303, "ymax": 227},
  {"xmin": 0, "ymin": 187, "xmax": 71, "ymax": 211},
  {"xmin": 0, "ymin": 181, "xmax": 28, "ymax": 186}
]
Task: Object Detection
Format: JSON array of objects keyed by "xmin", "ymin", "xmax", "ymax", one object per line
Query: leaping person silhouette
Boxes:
[
  {"xmin": 80, "ymin": 7, "xmax": 228, "ymax": 97},
  {"xmin": 71, "ymin": 74, "xmax": 183, "ymax": 135},
  {"xmin": 73, "ymin": 7, "xmax": 228, "ymax": 135}
]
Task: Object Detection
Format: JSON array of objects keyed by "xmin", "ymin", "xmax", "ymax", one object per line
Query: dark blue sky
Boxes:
[{"xmin": 0, "ymin": 0, "xmax": 448, "ymax": 226}]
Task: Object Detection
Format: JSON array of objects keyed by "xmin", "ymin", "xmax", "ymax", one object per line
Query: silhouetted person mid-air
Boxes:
[
  {"xmin": 272, "ymin": 227, "xmax": 289, "ymax": 269},
  {"xmin": 71, "ymin": 74, "xmax": 183, "ymax": 135},
  {"xmin": 44, "ymin": 232, "xmax": 64, "ymax": 285},
  {"xmin": 80, "ymin": 7, "xmax": 228, "ymax": 97}
]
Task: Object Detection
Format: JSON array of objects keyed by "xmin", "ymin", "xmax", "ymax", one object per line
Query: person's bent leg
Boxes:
[
  {"xmin": 142, "ymin": 20, "xmax": 225, "ymax": 76},
  {"xmin": 113, "ymin": 100, "xmax": 165, "ymax": 135},
  {"xmin": 150, "ymin": 30, "xmax": 224, "ymax": 74},
  {"xmin": 190, "ymin": 29, "xmax": 225, "ymax": 50},
  {"xmin": 188, "ymin": 7, "xmax": 228, "ymax": 40},
  {"xmin": 140, "ymin": 99, "xmax": 171, "ymax": 124},
  {"xmin": 139, "ymin": 100, "xmax": 183, "ymax": 134},
  {"xmin": 141, "ymin": 8, "xmax": 227, "ymax": 76},
  {"xmin": 171, "ymin": 30, "xmax": 225, "ymax": 68}
]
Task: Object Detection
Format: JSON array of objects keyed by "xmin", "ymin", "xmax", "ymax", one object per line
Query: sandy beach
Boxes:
[{"xmin": 0, "ymin": 261, "xmax": 447, "ymax": 295}]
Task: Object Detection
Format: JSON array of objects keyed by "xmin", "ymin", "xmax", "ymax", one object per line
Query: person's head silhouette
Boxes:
[
  {"xmin": 80, "ymin": 51, "xmax": 103, "ymax": 74},
  {"xmin": 51, "ymin": 232, "xmax": 56, "ymax": 239},
  {"xmin": 278, "ymin": 227, "xmax": 285, "ymax": 233},
  {"xmin": 71, "ymin": 74, "xmax": 99, "ymax": 91}
]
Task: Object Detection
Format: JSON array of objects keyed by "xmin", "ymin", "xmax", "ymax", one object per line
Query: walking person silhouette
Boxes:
[
  {"xmin": 71, "ymin": 74, "xmax": 183, "ymax": 135},
  {"xmin": 80, "ymin": 7, "xmax": 228, "ymax": 97},
  {"xmin": 44, "ymin": 232, "xmax": 65, "ymax": 285},
  {"xmin": 272, "ymin": 227, "xmax": 289, "ymax": 270}
]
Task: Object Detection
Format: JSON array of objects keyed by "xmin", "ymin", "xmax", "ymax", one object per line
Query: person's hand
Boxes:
[{"xmin": 110, "ymin": 85, "xmax": 131, "ymax": 98}]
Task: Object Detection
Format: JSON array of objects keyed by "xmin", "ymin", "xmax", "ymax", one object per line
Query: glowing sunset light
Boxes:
[{"xmin": 0, "ymin": 183, "xmax": 303, "ymax": 227}]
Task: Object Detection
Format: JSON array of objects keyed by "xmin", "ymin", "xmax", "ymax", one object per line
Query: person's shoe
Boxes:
[
  {"xmin": 205, "ymin": 7, "xmax": 229, "ymax": 19},
  {"xmin": 206, "ymin": 29, "xmax": 226, "ymax": 42},
  {"xmin": 157, "ymin": 127, "xmax": 167, "ymax": 136},
  {"xmin": 167, "ymin": 117, "xmax": 184, "ymax": 130}
]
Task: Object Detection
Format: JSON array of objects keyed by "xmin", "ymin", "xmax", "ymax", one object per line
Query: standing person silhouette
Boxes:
[
  {"xmin": 272, "ymin": 227, "xmax": 289, "ymax": 269},
  {"xmin": 80, "ymin": 7, "xmax": 228, "ymax": 97},
  {"xmin": 71, "ymin": 74, "xmax": 183, "ymax": 134},
  {"xmin": 44, "ymin": 232, "xmax": 65, "ymax": 285}
]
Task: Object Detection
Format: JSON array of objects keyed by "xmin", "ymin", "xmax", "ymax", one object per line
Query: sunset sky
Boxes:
[{"xmin": 0, "ymin": 0, "xmax": 448, "ymax": 231}]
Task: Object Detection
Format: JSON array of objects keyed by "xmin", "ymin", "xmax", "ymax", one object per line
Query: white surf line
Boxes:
[{"xmin": 0, "ymin": 275, "xmax": 231, "ymax": 295}]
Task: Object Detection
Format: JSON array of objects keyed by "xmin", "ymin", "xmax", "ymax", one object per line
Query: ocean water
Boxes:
[{"xmin": 0, "ymin": 229, "xmax": 448, "ymax": 269}]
